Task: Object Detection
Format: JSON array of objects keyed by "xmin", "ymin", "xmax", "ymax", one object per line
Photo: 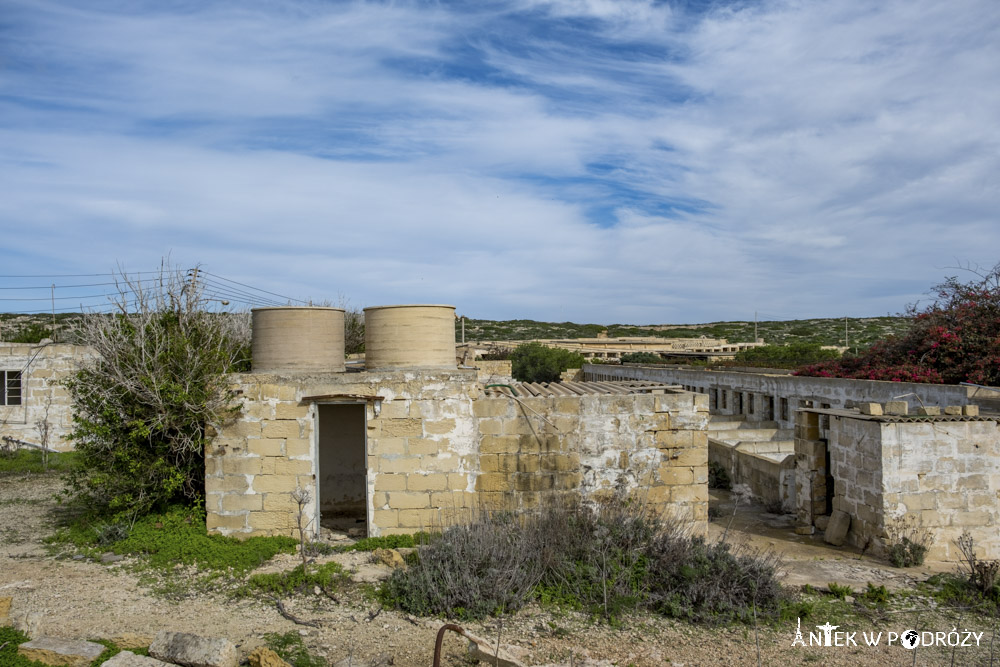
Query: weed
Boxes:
[
  {"xmin": 827, "ymin": 582, "xmax": 853, "ymax": 600},
  {"xmin": 239, "ymin": 562, "xmax": 346, "ymax": 598},
  {"xmin": 884, "ymin": 514, "xmax": 931, "ymax": 567},
  {"xmin": 859, "ymin": 583, "xmax": 890, "ymax": 607},
  {"xmin": 342, "ymin": 532, "xmax": 432, "ymax": 552},
  {"xmin": 263, "ymin": 631, "xmax": 326, "ymax": 667},
  {"xmin": 956, "ymin": 531, "xmax": 1000, "ymax": 599},
  {"xmin": 0, "ymin": 449, "xmax": 78, "ymax": 475},
  {"xmin": 707, "ymin": 505, "xmax": 722, "ymax": 521}
]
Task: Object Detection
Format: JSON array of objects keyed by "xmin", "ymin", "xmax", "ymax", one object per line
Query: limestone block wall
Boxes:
[
  {"xmin": 822, "ymin": 412, "xmax": 1000, "ymax": 560},
  {"xmin": 710, "ymin": 439, "xmax": 794, "ymax": 511},
  {"xmin": 206, "ymin": 369, "xmax": 480, "ymax": 538},
  {"xmin": 473, "ymin": 391, "xmax": 709, "ymax": 527},
  {"xmin": 0, "ymin": 342, "xmax": 93, "ymax": 451},
  {"xmin": 207, "ymin": 369, "xmax": 710, "ymax": 539}
]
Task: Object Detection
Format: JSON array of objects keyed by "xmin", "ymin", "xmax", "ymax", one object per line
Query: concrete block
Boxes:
[
  {"xmin": 945, "ymin": 405, "xmax": 963, "ymax": 415},
  {"xmin": 964, "ymin": 405, "xmax": 980, "ymax": 416},
  {"xmin": 858, "ymin": 403, "xmax": 883, "ymax": 416},
  {"xmin": 916, "ymin": 406, "xmax": 941, "ymax": 416},
  {"xmin": 150, "ymin": 631, "xmax": 238, "ymax": 667},
  {"xmin": 824, "ymin": 510, "xmax": 851, "ymax": 546},
  {"xmin": 18, "ymin": 638, "xmax": 106, "ymax": 667}
]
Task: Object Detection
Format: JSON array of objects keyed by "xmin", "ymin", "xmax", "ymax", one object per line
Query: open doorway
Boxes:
[{"xmin": 316, "ymin": 403, "xmax": 367, "ymax": 535}]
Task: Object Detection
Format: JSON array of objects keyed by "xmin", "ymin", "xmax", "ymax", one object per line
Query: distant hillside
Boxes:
[
  {"xmin": 458, "ymin": 316, "xmax": 912, "ymax": 350},
  {"xmin": 2, "ymin": 311, "xmax": 913, "ymax": 352}
]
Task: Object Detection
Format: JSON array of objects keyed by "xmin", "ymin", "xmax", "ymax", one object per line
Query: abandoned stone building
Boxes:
[
  {"xmin": 205, "ymin": 306, "xmax": 710, "ymax": 539},
  {"xmin": 588, "ymin": 362, "xmax": 1000, "ymax": 561},
  {"xmin": 0, "ymin": 341, "xmax": 91, "ymax": 452}
]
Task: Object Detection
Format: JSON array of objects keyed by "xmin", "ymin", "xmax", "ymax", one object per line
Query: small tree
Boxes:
[
  {"xmin": 64, "ymin": 266, "xmax": 250, "ymax": 522},
  {"xmin": 511, "ymin": 342, "xmax": 585, "ymax": 383}
]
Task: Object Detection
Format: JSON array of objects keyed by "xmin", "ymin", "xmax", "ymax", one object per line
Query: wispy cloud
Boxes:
[{"xmin": 1, "ymin": 0, "xmax": 998, "ymax": 322}]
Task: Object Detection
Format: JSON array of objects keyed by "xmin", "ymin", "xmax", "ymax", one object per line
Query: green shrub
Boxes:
[
  {"xmin": 885, "ymin": 515, "xmax": 931, "ymax": 568},
  {"xmin": 9, "ymin": 322, "xmax": 54, "ymax": 344},
  {"xmin": 734, "ymin": 343, "xmax": 840, "ymax": 368},
  {"xmin": 859, "ymin": 582, "xmax": 890, "ymax": 606},
  {"xmin": 511, "ymin": 342, "xmax": 585, "ymax": 383},
  {"xmin": 620, "ymin": 352, "xmax": 665, "ymax": 364},
  {"xmin": 0, "ymin": 449, "xmax": 78, "ymax": 475},
  {"xmin": 827, "ymin": 582, "xmax": 853, "ymax": 600},
  {"xmin": 63, "ymin": 268, "xmax": 250, "ymax": 524},
  {"xmin": 240, "ymin": 562, "xmax": 346, "ymax": 598}
]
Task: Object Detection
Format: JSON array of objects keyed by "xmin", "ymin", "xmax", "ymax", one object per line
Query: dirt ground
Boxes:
[{"xmin": 1, "ymin": 474, "xmax": 996, "ymax": 666}]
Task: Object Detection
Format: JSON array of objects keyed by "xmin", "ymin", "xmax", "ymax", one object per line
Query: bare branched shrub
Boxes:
[
  {"xmin": 956, "ymin": 531, "xmax": 1000, "ymax": 597},
  {"xmin": 64, "ymin": 264, "xmax": 251, "ymax": 521},
  {"xmin": 885, "ymin": 514, "xmax": 931, "ymax": 568}
]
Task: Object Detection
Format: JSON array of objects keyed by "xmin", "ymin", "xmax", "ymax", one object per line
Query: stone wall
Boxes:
[
  {"xmin": 207, "ymin": 369, "xmax": 709, "ymax": 538},
  {"xmin": 585, "ymin": 364, "xmax": 990, "ymax": 430},
  {"xmin": 710, "ymin": 440, "xmax": 795, "ymax": 511},
  {"xmin": 473, "ymin": 391, "xmax": 709, "ymax": 525},
  {"xmin": 474, "ymin": 360, "xmax": 513, "ymax": 384},
  {"xmin": 0, "ymin": 342, "xmax": 92, "ymax": 452}
]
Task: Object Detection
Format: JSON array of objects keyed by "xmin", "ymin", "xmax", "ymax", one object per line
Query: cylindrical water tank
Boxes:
[
  {"xmin": 363, "ymin": 304, "xmax": 456, "ymax": 370},
  {"xmin": 252, "ymin": 307, "xmax": 345, "ymax": 373}
]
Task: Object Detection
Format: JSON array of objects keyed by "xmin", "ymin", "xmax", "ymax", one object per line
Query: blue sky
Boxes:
[{"xmin": 1, "ymin": 0, "xmax": 998, "ymax": 324}]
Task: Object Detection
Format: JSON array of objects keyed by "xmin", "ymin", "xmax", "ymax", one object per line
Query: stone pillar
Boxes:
[{"xmin": 794, "ymin": 411, "xmax": 827, "ymax": 534}]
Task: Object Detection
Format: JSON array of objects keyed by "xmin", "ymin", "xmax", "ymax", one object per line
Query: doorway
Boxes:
[{"xmin": 316, "ymin": 403, "xmax": 367, "ymax": 534}]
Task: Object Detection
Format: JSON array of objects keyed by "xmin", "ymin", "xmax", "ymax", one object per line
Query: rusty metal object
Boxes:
[{"xmin": 432, "ymin": 624, "xmax": 465, "ymax": 667}]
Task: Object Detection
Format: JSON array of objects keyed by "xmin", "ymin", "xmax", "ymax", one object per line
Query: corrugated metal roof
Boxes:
[{"xmin": 484, "ymin": 380, "xmax": 682, "ymax": 398}]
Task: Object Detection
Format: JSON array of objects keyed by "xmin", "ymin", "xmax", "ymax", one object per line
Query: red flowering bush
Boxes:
[{"xmin": 796, "ymin": 264, "xmax": 1000, "ymax": 386}]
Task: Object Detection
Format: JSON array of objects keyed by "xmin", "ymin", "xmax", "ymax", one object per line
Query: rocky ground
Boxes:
[{"xmin": 2, "ymin": 473, "xmax": 996, "ymax": 666}]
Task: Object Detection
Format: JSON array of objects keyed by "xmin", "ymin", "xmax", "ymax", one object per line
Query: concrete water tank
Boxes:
[
  {"xmin": 252, "ymin": 307, "xmax": 346, "ymax": 373},
  {"xmin": 363, "ymin": 304, "xmax": 456, "ymax": 370}
]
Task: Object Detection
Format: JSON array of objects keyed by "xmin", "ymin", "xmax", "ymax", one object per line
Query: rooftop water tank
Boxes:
[
  {"xmin": 363, "ymin": 304, "xmax": 456, "ymax": 370},
  {"xmin": 252, "ymin": 307, "xmax": 345, "ymax": 373}
]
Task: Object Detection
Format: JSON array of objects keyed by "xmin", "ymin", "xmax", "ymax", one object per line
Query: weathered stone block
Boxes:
[
  {"xmin": 477, "ymin": 418, "xmax": 503, "ymax": 435},
  {"xmin": 884, "ymin": 401, "xmax": 908, "ymax": 416},
  {"xmin": 387, "ymin": 492, "xmax": 431, "ymax": 509},
  {"xmin": 248, "ymin": 511, "xmax": 294, "ymax": 532},
  {"xmin": 945, "ymin": 405, "xmax": 963, "ymax": 415},
  {"xmin": 824, "ymin": 510, "xmax": 851, "ymax": 546},
  {"xmin": 221, "ymin": 494, "xmax": 263, "ymax": 512},
  {"xmin": 397, "ymin": 508, "xmax": 442, "ymax": 529},
  {"xmin": 408, "ymin": 438, "xmax": 447, "ymax": 455},
  {"xmin": 424, "ymin": 418, "xmax": 456, "ymax": 435},
  {"xmin": 247, "ymin": 438, "xmax": 285, "ymax": 457},
  {"xmin": 247, "ymin": 646, "xmax": 292, "ymax": 667},
  {"xmin": 261, "ymin": 421, "xmax": 301, "ymax": 439},
  {"xmin": 476, "ymin": 473, "xmax": 514, "ymax": 493},
  {"xmin": 480, "ymin": 435, "xmax": 521, "ymax": 455},
  {"xmin": 372, "ymin": 509, "xmax": 398, "ymax": 528},
  {"xmin": 250, "ymin": 475, "xmax": 298, "ymax": 494},
  {"xmin": 473, "ymin": 399, "xmax": 513, "ymax": 418},
  {"xmin": 149, "ymin": 632, "xmax": 238, "ymax": 667},
  {"xmin": 964, "ymin": 405, "xmax": 980, "ymax": 416},
  {"xmin": 407, "ymin": 473, "xmax": 449, "ymax": 492},
  {"xmin": 206, "ymin": 513, "xmax": 247, "ymax": 532},
  {"xmin": 272, "ymin": 459, "xmax": 313, "ymax": 476},
  {"xmin": 381, "ymin": 418, "xmax": 423, "ymax": 438},
  {"xmin": 262, "ymin": 493, "xmax": 300, "ymax": 512},
  {"xmin": 221, "ymin": 457, "xmax": 262, "ymax": 476},
  {"xmin": 374, "ymin": 474, "xmax": 407, "ymax": 492},
  {"xmin": 104, "ymin": 652, "xmax": 172, "ymax": 666},
  {"xmin": 205, "ymin": 474, "xmax": 249, "ymax": 494},
  {"xmin": 916, "ymin": 406, "xmax": 941, "ymax": 416},
  {"xmin": 18, "ymin": 638, "xmax": 106, "ymax": 667}
]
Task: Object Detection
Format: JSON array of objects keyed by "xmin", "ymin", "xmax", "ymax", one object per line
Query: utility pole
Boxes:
[
  {"xmin": 461, "ymin": 316, "xmax": 465, "ymax": 345},
  {"xmin": 754, "ymin": 311, "xmax": 758, "ymax": 342},
  {"xmin": 845, "ymin": 315, "xmax": 849, "ymax": 349},
  {"xmin": 51, "ymin": 284, "xmax": 56, "ymax": 341}
]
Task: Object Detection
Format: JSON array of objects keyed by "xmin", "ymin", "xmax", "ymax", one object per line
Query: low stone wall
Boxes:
[
  {"xmin": 585, "ymin": 364, "xmax": 986, "ymax": 430},
  {"xmin": 0, "ymin": 342, "xmax": 92, "ymax": 451},
  {"xmin": 207, "ymin": 369, "xmax": 709, "ymax": 538},
  {"xmin": 710, "ymin": 439, "xmax": 794, "ymax": 511},
  {"xmin": 474, "ymin": 360, "xmax": 513, "ymax": 384}
]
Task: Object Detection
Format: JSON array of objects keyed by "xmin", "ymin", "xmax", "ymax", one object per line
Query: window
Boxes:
[{"xmin": 1, "ymin": 371, "xmax": 22, "ymax": 406}]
